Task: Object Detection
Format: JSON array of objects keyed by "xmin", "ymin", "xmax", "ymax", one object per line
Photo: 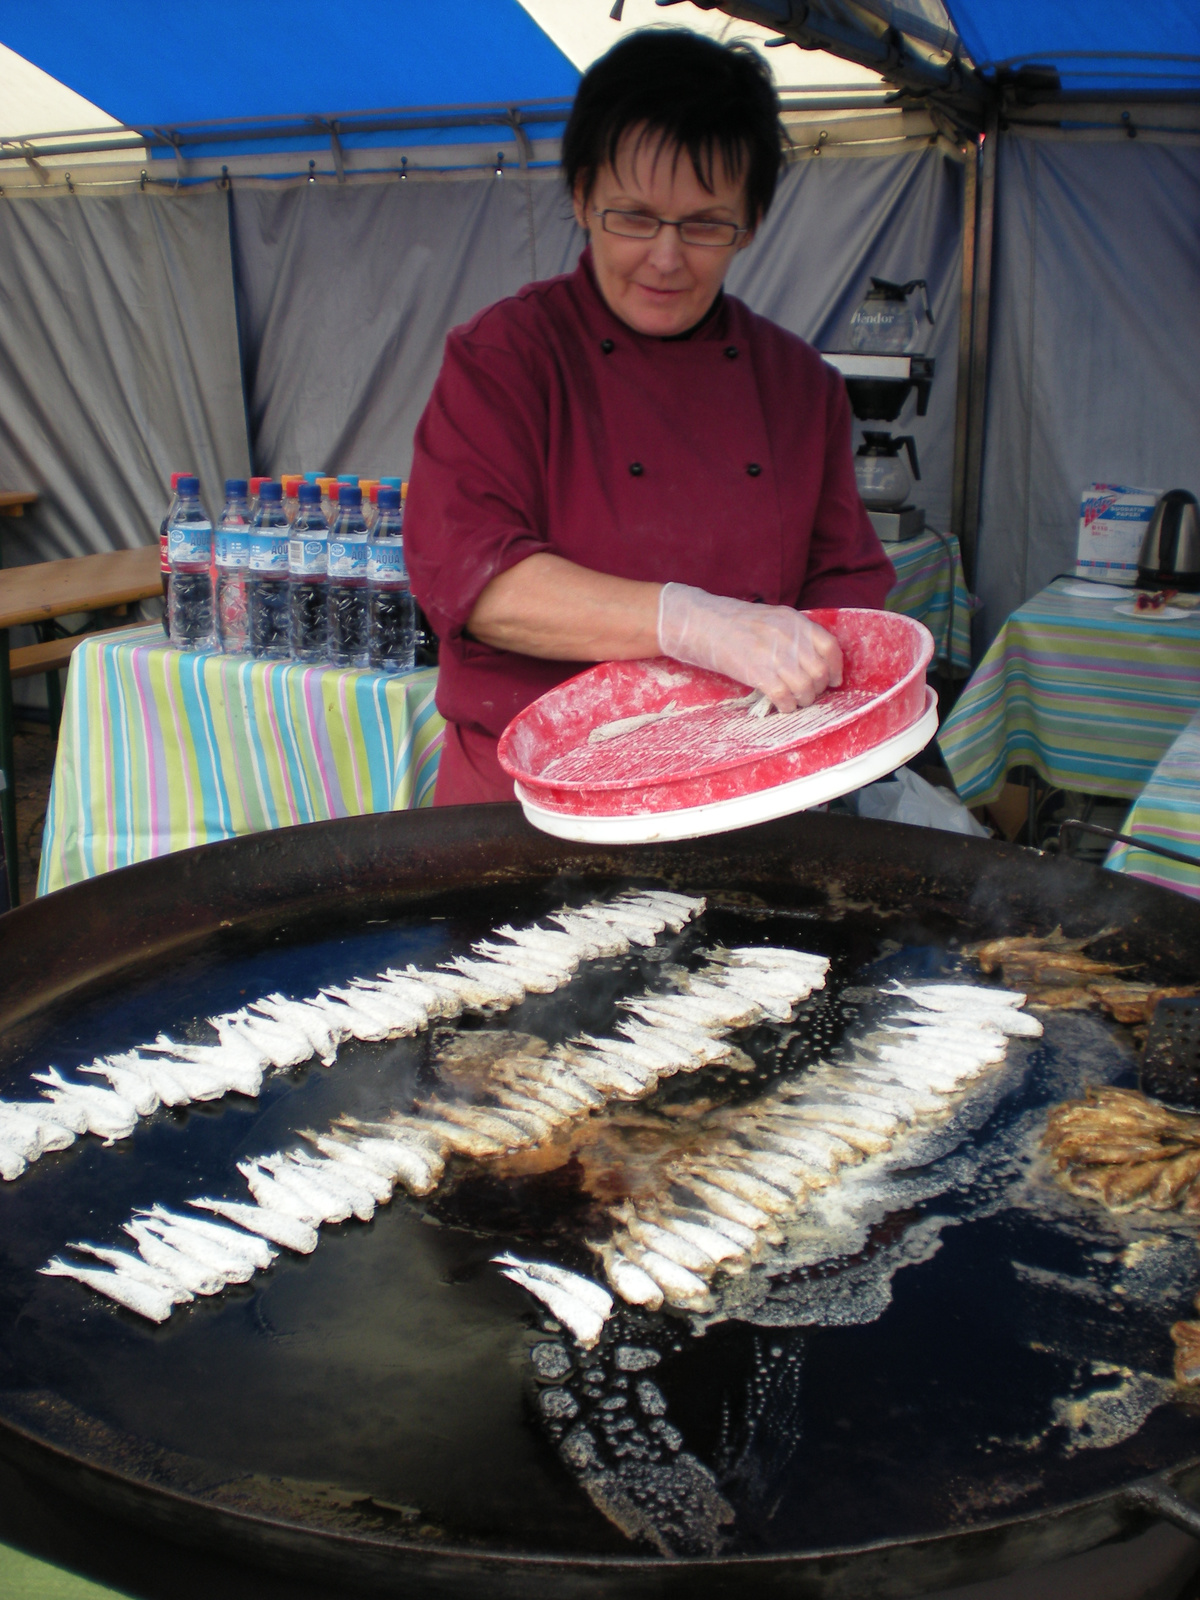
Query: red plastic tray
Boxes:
[{"xmin": 498, "ymin": 608, "xmax": 935, "ymax": 820}]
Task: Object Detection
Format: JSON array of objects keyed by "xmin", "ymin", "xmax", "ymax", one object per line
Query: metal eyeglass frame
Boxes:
[{"xmin": 593, "ymin": 208, "xmax": 748, "ymax": 249}]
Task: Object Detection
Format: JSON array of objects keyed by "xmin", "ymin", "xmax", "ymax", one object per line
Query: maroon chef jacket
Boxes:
[{"xmin": 405, "ymin": 248, "xmax": 894, "ymax": 806}]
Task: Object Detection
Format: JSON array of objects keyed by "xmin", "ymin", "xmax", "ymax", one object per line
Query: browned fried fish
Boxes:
[{"xmin": 1172, "ymin": 1318, "xmax": 1200, "ymax": 1386}]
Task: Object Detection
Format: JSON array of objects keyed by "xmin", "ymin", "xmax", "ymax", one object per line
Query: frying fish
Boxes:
[
  {"xmin": 122, "ymin": 1221, "xmax": 227, "ymax": 1296},
  {"xmin": 250, "ymin": 994, "xmax": 341, "ymax": 1064},
  {"xmin": 140, "ymin": 1206, "xmax": 276, "ymax": 1270},
  {"xmin": 189, "ymin": 1198, "xmax": 319, "ymax": 1254},
  {"xmin": 66, "ymin": 1242, "xmax": 194, "ymax": 1299},
  {"xmin": 40, "ymin": 1258, "xmax": 176, "ymax": 1323},
  {"xmin": 136, "ymin": 1217, "xmax": 258, "ymax": 1283},
  {"xmin": 78, "ymin": 1058, "xmax": 160, "ymax": 1117},
  {"xmin": 622, "ymin": 1246, "xmax": 711, "ymax": 1310},
  {"xmin": 603, "ymin": 1251, "xmax": 665, "ymax": 1311},
  {"xmin": 494, "ymin": 1254, "xmax": 612, "ymax": 1348},
  {"xmin": 32, "ymin": 1068, "xmax": 139, "ymax": 1143}
]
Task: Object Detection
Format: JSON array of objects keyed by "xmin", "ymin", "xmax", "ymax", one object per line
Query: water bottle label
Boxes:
[
  {"xmin": 248, "ymin": 532, "xmax": 289, "ymax": 572},
  {"xmin": 215, "ymin": 530, "xmax": 250, "ymax": 568},
  {"xmin": 367, "ymin": 542, "xmax": 409, "ymax": 583},
  {"xmin": 289, "ymin": 537, "xmax": 328, "ymax": 576},
  {"xmin": 329, "ymin": 540, "xmax": 368, "ymax": 579},
  {"xmin": 168, "ymin": 523, "xmax": 212, "ymax": 565}
]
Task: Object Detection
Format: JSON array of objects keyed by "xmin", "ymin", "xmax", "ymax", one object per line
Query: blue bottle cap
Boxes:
[
  {"xmin": 377, "ymin": 487, "xmax": 401, "ymax": 511},
  {"xmin": 297, "ymin": 482, "xmax": 321, "ymax": 505},
  {"xmin": 225, "ymin": 478, "xmax": 248, "ymax": 497},
  {"xmin": 302, "ymin": 472, "xmax": 322, "ymax": 483},
  {"xmin": 379, "ymin": 476, "xmax": 402, "ymax": 488},
  {"xmin": 339, "ymin": 485, "xmax": 363, "ymax": 507},
  {"xmin": 259, "ymin": 481, "xmax": 283, "ymax": 503},
  {"xmin": 337, "ymin": 474, "xmax": 359, "ymax": 485},
  {"xmin": 177, "ymin": 475, "xmax": 200, "ymax": 495}
]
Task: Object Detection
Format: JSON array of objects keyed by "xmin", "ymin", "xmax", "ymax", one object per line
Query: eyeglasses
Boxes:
[{"xmin": 594, "ymin": 208, "xmax": 747, "ymax": 249}]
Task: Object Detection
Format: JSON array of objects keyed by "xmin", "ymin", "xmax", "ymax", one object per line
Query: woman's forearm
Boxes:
[{"xmin": 465, "ymin": 553, "xmax": 662, "ymax": 660}]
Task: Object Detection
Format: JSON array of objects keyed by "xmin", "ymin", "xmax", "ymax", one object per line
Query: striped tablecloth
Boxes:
[
  {"xmin": 884, "ymin": 527, "xmax": 972, "ymax": 675},
  {"xmin": 1106, "ymin": 707, "xmax": 1200, "ymax": 900},
  {"xmin": 938, "ymin": 580, "xmax": 1200, "ymax": 807},
  {"xmin": 38, "ymin": 625, "xmax": 444, "ymax": 895}
]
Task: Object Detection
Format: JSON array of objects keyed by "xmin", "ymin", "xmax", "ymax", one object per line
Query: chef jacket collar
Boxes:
[{"xmin": 574, "ymin": 245, "xmax": 732, "ymax": 347}]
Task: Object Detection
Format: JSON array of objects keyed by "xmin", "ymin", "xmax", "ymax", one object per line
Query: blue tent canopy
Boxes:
[
  {"xmin": 2, "ymin": 0, "xmax": 1196, "ymax": 153},
  {"xmin": 1, "ymin": 0, "xmax": 579, "ymax": 132},
  {"xmin": 948, "ymin": 0, "xmax": 1200, "ymax": 90}
]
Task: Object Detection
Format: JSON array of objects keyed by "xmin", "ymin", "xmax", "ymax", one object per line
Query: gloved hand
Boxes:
[{"xmin": 657, "ymin": 583, "xmax": 843, "ymax": 713}]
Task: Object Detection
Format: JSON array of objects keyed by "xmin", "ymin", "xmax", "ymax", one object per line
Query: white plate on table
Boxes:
[{"xmin": 1113, "ymin": 600, "xmax": 1197, "ymax": 621}]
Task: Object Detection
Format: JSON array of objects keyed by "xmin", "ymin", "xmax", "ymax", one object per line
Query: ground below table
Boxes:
[{"xmin": 38, "ymin": 625, "xmax": 444, "ymax": 895}]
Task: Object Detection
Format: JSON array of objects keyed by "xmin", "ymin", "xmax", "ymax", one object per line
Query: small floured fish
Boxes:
[
  {"xmin": 66, "ymin": 1242, "xmax": 194, "ymax": 1300},
  {"xmin": 32, "ymin": 1068, "xmax": 138, "ymax": 1143},
  {"xmin": 140, "ymin": 1206, "xmax": 276, "ymax": 1270},
  {"xmin": 190, "ymin": 1198, "xmax": 319, "ymax": 1254},
  {"xmin": 40, "ymin": 1258, "xmax": 176, "ymax": 1323},
  {"xmin": 493, "ymin": 1253, "xmax": 613, "ymax": 1347}
]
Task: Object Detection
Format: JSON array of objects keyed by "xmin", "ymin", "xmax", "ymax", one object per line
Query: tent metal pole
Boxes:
[
  {"xmin": 950, "ymin": 144, "xmax": 977, "ymax": 568},
  {"xmin": 959, "ymin": 101, "xmax": 999, "ymax": 590}
]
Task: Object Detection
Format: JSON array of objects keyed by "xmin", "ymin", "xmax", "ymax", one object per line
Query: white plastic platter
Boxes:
[{"xmin": 515, "ymin": 687, "xmax": 940, "ymax": 845}]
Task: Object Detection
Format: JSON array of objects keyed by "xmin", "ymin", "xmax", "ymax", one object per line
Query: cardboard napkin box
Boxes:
[{"xmin": 1075, "ymin": 484, "xmax": 1161, "ymax": 585}]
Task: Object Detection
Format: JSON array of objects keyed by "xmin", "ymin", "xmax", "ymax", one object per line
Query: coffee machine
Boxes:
[{"xmin": 823, "ymin": 278, "xmax": 935, "ymax": 543}]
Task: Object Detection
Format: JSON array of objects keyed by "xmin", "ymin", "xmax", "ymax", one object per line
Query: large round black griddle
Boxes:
[{"xmin": 2, "ymin": 805, "xmax": 1200, "ymax": 1598}]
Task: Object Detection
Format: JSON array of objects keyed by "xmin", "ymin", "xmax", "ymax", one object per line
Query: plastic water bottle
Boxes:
[
  {"xmin": 281, "ymin": 474, "xmax": 302, "ymax": 525},
  {"xmin": 159, "ymin": 470, "xmax": 194, "ymax": 637},
  {"xmin": 327, "ymin": 484, "xmax": 370, "ymax": 667},
  {"xmin": 288, "ymin": 482, "xmax": 329, "ymax": 663},
  {"xmin": 367, "ymin": 487, "xmax": 416, "ymax": 672},
  {"xmin": 246, "ymin": 481, "xmax": 291, "ymax": 659},
  {"xmin": 167, "ymin": 475, "xmax": 215, "ymax": 650},
  {"xmin": 215, "ymin": 478, "xmax": 252, "ymax": 654}
]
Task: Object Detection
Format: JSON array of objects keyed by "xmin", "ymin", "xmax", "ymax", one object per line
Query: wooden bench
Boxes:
[
  {"xmin": 0, "ymin": 546, "xmax": 162, "ymax": 907},
  {"xmin": 9, "ymin": 620, "xmax": 146, "ymax": 680}
]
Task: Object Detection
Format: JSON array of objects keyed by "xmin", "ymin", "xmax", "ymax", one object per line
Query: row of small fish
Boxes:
[
  {"xmin": 39, "ymin": 941, "xmax": 824, "ymax": 1326},
  {"xmin": 1, "ymin": 889, "xmax": 704, "ymax": 1184},
  {"xmin": 596, "ymin": 981, "xmax": 1041, "ymax": 1313},
  {"xmin": 382, "ymin": 946, "xmax": 832, "ymax": 1176},
  {"xmin": 39, "ymin": 1117, "xmax": 464, "ymax": 1323}
]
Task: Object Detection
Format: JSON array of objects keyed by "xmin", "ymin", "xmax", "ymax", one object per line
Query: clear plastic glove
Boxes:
[{"xmin": 656, "ymin": 583, "xmax": 843, "ymax": 713}]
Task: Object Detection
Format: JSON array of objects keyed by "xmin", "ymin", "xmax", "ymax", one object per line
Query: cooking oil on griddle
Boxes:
[{"xmin": 5, "ymin": 880, "xmax": 1200, "ymax": 1563}]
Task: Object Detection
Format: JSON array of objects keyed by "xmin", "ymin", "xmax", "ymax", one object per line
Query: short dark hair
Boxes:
[{"xmin": 562, "ymin": 29, "xmax": 784, "ymax": 227}]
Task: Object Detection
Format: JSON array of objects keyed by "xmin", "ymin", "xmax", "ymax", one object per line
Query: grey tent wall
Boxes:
[
  {"xmin": 232, "ymin": 148, "xmax": 963, "ymax": 536},
  {"xmin": 974, "ymin": 136, "xmax": 1200, "ymax": 647},
  {"xmin": 231, "ymin": 177, "xmax": 551, "ymax": 485},
  {"xmin": 728, "ymin": 149, "xmax": 963, "ymax": 535},
  {"xmin": 0, "ymin": 188, "xmax": 249, "ymax": 568},
  {"xmin": 0, "ymin": 151, "xmax": 961, "ymax": 559}
]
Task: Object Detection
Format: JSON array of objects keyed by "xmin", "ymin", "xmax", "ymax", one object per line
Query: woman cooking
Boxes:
[{"xmin": 405, "ymin": 28, "xmax": 894, "ymax": 806}]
